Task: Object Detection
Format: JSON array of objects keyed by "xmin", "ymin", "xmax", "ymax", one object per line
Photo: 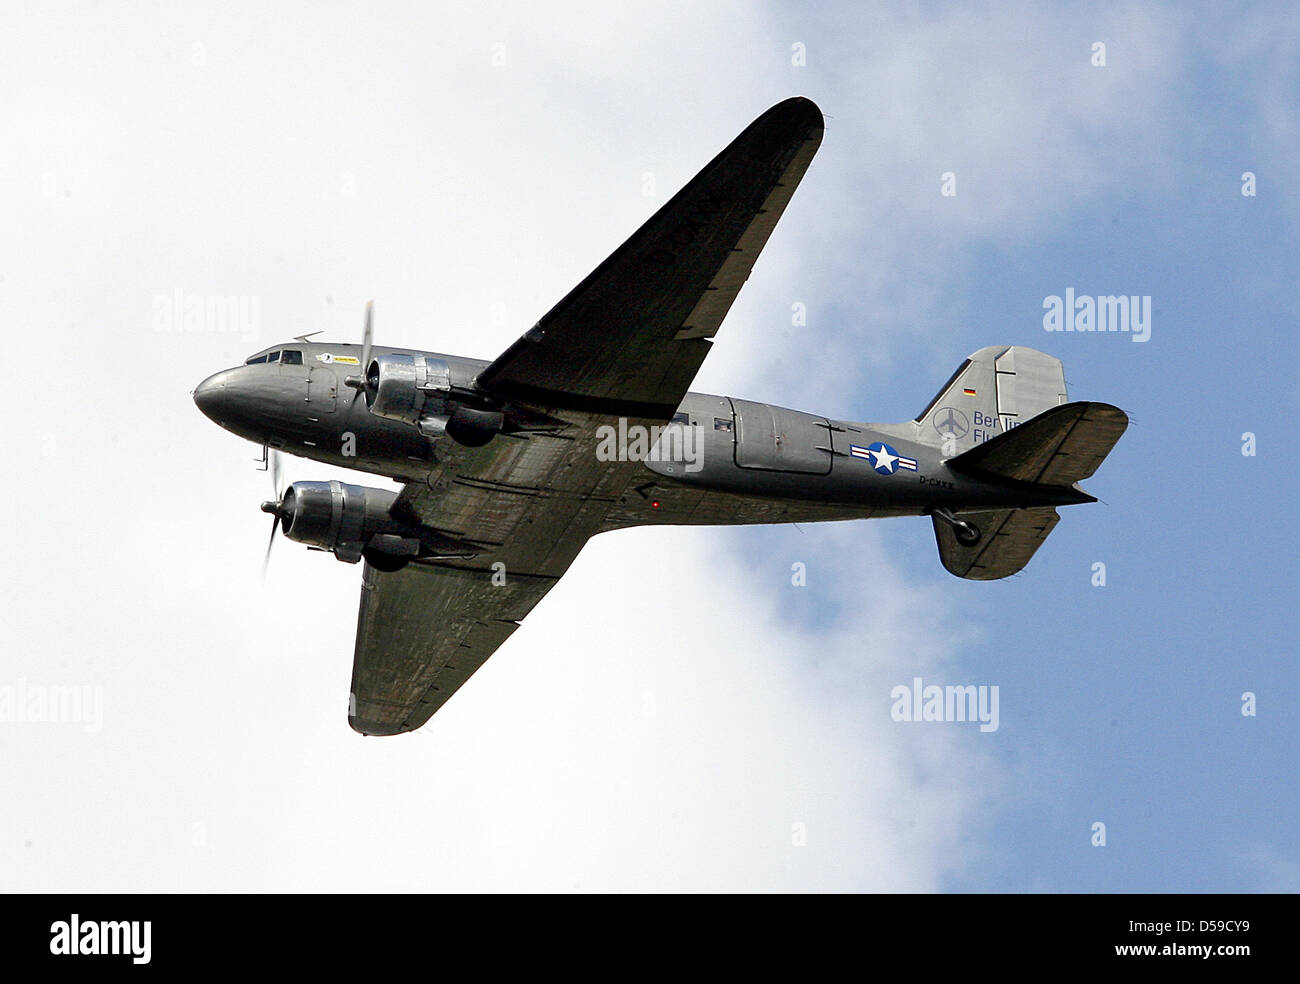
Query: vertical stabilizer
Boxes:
[{"xmin": 914, "ymin": 346, "xmax": 1068, "ymax": 455}]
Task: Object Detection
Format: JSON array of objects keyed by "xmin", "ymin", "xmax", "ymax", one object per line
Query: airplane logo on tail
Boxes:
[{"xmin": 933, "ymin": 407, "xmax": 970, "ymax": 438}]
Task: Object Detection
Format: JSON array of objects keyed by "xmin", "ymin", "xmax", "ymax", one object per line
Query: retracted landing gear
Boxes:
[{"xmin": 931, "ymin": 508, "xmax": 981, "ymax": 547}]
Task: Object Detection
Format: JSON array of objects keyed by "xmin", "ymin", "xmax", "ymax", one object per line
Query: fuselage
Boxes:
[{"xmin": 193, "ymin": 340, "xmax": 1088, "ymax": 530}]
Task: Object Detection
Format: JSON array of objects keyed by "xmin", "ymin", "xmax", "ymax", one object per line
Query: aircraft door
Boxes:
[
  {"xmin": 307, "ymin": 366, "xmax": 337, "ymax": 411},
  {"xmin": 730, "ymin": 398, "xmax": 832, "ymax": 474}
]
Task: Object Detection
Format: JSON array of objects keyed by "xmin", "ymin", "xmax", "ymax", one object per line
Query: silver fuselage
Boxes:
[{"xmin": 194, "ymin": 340, "xmax": 1088, "ymax": 530}]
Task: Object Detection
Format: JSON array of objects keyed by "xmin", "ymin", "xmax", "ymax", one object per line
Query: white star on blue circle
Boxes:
[{"xmin": 866, "ymin": 442, "xmax": 901, "ymax": 475}]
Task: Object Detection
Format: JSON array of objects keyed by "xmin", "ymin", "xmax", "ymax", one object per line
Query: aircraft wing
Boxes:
[
  {"xmin": 474, "ymin": 96, "xmax": 824, "ymax": 419},
  {"xmin": 349, "ymin": 555, "xmax": 563, "ymax": 736},
  {"xmin": 348, "ymin": 99, "xmax": 824, "ymax": 734},
  {"xmin": 348, "ymin": 411, "xmax": 644, "ymax": 735}
]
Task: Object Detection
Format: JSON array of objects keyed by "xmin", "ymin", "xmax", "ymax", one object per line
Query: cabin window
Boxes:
[
  {"xmin": 671, "ymin": 411, "xmax": 690, "ymax": 426},
  {"xmin": 713, "ymin": 417, "xmax": 732, "ymax": 432}
]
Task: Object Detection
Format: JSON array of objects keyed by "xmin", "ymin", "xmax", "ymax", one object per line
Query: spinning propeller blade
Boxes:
[{"xmin": 259, "ymin": 449, "xmax": 286, "ymax": 580}]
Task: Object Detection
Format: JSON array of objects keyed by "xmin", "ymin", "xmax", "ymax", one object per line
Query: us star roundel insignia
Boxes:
[{"xmin": 850, "ymin": 442, "xmax": 918, "ymax": 475}]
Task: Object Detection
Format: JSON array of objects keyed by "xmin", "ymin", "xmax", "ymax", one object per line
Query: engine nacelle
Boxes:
[
  {"xmin": 363, "ymin": 354, "xmax": 506, "ymax": 447},
  {"xmin": 275, "ymin": 480, "xmax": 421, "ymax": 566},
  {"xmin": 269, "ymin": 480, "xmax": 480, "ymax": 571},
  {"xmin": 364, "ymin": 354, "xmax": 452, "ymax": 426}
]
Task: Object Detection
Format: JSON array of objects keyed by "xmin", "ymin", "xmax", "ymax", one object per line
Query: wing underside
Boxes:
[
  {"xmin": 348, "ymin": 412, "xmax": 647, "ymax": 734},
  {"xmin": 475, "ymin": 97, "xmax": 824, "ymax": 418},
  {"xmin": 349, "ymin": 559, "xmax": 558, "ymax": 735}
]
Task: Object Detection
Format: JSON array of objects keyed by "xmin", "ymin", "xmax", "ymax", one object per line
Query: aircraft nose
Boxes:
[{"xmin": 192, "ymin": 370, "xmax": 229, "ymax": 421}]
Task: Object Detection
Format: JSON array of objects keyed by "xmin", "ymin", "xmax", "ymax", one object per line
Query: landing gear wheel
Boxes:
[
  {"xmin": 931, "ymin": 508, "xmax": 982, "ymax": 547},
  {"xmin": 362, "ymin": 547, "xmax": 410, "ymax": 573}
]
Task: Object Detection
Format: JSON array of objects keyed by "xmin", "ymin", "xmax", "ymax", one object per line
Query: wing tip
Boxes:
[
  {"xmin": 348, "ymin": 714, "xmax": 406, "ymax": 737},
  {"xmin": 767, "ymin": 95, "xmax": 824, "ymax": 134}
]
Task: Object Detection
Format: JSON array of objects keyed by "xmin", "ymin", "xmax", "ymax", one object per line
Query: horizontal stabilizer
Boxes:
[
  {"xmin": 945, "ymin": 401, "xmax": 1128, "ymax": 486},
  {"xmin": 933, "ymin": 507, "xmax": 1060, "ymax": 580}
]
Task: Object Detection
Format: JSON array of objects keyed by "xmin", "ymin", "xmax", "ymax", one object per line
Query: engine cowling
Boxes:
[
  {"xmin": 272, "ymin": 480, "xmax": 422, "ymax": 566},
  {"xmin": 363, "ymin": 354, "xmax": 505, "ymax": 446},
  {"xmin": 364, "ymin": 354, "xmax": 451, "ymax": 426},
  {"xmin": 266, "ymin": 480, "xmax": 481, "ymax": 571}
]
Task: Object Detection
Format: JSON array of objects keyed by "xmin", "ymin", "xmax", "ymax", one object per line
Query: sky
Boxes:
[{"xmin": 2, "ymin": 1, "xmax": 1296, "ymax": 892}]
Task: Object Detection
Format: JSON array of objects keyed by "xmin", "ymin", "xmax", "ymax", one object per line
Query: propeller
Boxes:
[
  {"xmin": 360, "ymin": 299, "xmax": 373, "ymax": 381},
  {"xmin": 258, "ymin": 449, "xmax": 288, "ymax": 579},
  {"xmin": 344, "ymin": 300, "xmax": 375, "ymax": 400}
]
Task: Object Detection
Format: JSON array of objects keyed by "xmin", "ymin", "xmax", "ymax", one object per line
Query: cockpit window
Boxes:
[
  {"xmin": 281, "ymin": 350, "xmax": 302, "ymax": 365},
  {"xmin": 265, "ymin": 350, "xmax": 280, "ymax": 363},
  {"xmin": 245, "ymin": 354, "xmax": 267, "ymax": 365}
]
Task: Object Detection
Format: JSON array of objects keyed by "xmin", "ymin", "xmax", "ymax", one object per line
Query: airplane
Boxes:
[{"xmin": 193, "ymin": 97, "xmax": 1127, "ymax": 736}]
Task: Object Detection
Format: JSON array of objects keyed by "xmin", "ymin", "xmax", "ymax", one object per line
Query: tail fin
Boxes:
[{"xmin": 915, "ymin": 346, "xmax": 1067, "ymax": 454}]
